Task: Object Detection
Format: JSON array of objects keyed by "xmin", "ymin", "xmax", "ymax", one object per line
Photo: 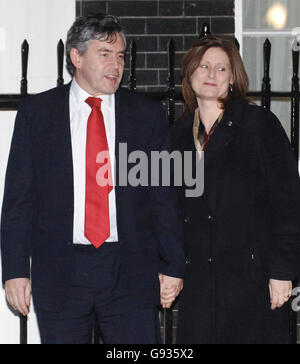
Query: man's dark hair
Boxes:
[{"xmin": 66, "ymin": 13, "xmax": 126, "ymax": 77}]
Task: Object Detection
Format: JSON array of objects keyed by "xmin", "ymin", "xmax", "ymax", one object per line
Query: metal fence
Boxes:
[{"xmin": 0, "ymin": 23, "xmax": 299, "ymax": 344}]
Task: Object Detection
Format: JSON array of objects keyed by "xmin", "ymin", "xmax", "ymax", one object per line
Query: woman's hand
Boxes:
[
  {"xmin": 269, "ymin": 279, "xmax": 292, "ymax": 311},
  {"xmin": 159, "ymin": 274, "xmax": 183, "ymax": 309}
]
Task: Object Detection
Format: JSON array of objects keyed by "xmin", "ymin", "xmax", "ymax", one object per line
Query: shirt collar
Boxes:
[{"xmin": 70, "ymin": 78, "xmax": 114, "ymax": 110}]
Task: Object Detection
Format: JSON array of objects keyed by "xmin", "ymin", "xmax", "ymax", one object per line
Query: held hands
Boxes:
[
  {"xmin": 5, "ymin": 278, "xmax": 31, "ymax": 316},
  {"xmin": 5, "ymin": 276, "xmax": 290, "ymax": 314},
  {"xmin": 159, "ymin": 274, "xmax": 183, "ymax": 309},
  {"xmin": 269, "ymin": 279, "xmax": 292, "ymax": 311}
]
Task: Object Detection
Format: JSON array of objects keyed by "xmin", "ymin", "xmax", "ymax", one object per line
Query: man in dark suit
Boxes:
[{"xmin": 1, "ymin": 14, "xmax": 185, "ymax": 344}]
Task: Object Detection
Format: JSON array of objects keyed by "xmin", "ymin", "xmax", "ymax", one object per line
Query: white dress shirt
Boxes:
[{"xmin": 69, "ymin": 78, "xmax": 118, "ymax": 244}]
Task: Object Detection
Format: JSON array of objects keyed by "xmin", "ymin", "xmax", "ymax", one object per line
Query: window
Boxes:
[{"xmin": 235, "ymin": 0, "xmax": 300, "ymax": 152}]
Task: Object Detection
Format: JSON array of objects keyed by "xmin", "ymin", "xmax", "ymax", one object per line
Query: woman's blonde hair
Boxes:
[{"xmin": 181, "ymin": 35, "xmax": 249, "ymax": 117}]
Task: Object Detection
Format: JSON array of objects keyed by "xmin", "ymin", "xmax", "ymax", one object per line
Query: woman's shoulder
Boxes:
[
  {"xmin": 243, "ymin": 102, "xmax": 281, "ymax": 129},
  {"xmin": 229, "ymin": 98, "xmax": 271, "ymax": 121},
  {"xmin": 246, "ymin": 102, "xmax": 271, "ymax": 117},
  {"xmin": 243, "ymin": 103, "xmax": 290, "ymax": 146},
  {"xmin": 226, "ymin": 99, "xmax": 288, "ymax": 144}
]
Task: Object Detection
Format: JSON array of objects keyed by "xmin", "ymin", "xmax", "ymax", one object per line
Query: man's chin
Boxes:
[{"xmin": 103, "ymin": 83, "xmax": 121, "ymax": 95}]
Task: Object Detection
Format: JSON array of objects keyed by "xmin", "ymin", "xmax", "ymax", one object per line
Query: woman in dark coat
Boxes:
[{"xmin": 171, "ymin": 35, "xmax": 300, "ymax": 344}]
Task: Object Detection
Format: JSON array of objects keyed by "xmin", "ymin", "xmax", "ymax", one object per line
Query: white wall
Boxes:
[{"xmin": 0, "ymin": 0, "xmax": 75, "ymax": 344}]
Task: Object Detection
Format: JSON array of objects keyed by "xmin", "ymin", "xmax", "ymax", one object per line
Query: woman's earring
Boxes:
[{"xmin": 229, "ymin": 84, "xmax": 233, "ymax": 92}]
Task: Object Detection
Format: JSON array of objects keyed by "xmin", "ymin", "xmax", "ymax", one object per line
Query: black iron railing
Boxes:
[{"xmin": 0, "ymin": 23, "xmax": 299, "ymax": 344}]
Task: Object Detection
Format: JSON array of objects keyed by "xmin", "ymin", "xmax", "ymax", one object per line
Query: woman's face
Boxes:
[{"xmin": 190, "ymin": 47, "xmax": 233, "ymax": 102}]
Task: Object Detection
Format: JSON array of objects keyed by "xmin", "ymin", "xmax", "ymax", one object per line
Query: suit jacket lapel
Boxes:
[
  {"xmin": 204, "ymin": 118, "xmax": 237, "ymax": 166},
  {"xmin": 115, "ymin": 87, "xmax": 122, "ymax": 154},
  {"xmin": 114, "ymin": 88, "xmax": 123, "ymax": 226},
  {"xmin": 51, "ymin": 83, "xmax": 74, "ymax": 206},
  {"xmin": 204, "ymin": 99, "xmax": 247, "ymax": 167}
]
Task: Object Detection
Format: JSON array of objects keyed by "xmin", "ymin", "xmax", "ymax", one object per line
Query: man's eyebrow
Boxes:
[{"xmin": 97, "ymin": 48, "xmax": 126, "ymax": 54}]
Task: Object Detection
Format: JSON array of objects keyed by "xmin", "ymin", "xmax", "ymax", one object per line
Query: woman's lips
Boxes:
[{"xmin": 204, "ymin": 82, "xmax": 217, "ymax": 86}]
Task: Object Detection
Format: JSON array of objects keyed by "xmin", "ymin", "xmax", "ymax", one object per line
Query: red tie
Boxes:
[{"xmin": 85, "ymin": 97, "xmax": 113, "ymax": 248}]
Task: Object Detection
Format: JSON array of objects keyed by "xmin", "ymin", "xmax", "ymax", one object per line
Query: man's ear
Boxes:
[{"xmin": 70, "ymin": 48, "xmax": 82, "ymax": 70}]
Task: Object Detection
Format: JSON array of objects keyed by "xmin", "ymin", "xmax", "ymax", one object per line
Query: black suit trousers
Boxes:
[{"xmin": 34, "ymin": 242, "xmax": 161, "ymax": 344}]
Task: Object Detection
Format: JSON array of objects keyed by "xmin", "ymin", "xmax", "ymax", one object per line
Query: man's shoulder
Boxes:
[
  {"xmin": 21, "ymin": 83, "xmax": 71, "ymax": 110},
  {"xmin": 117, "ymin": 87, "xmax": 162, "ymax": 109}
]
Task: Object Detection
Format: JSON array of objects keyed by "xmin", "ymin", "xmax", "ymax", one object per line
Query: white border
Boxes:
[
  {"xmin": 235, "ymin": 0, "xmax": 243, "ymax": 58},
  {"xmin": 243, "ymin": 30, "xmax": 295, "ymax": 36}
]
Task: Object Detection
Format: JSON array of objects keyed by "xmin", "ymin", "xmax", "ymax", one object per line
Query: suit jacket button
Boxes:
[
  {"xmin": 207, "ymin": 215, "xmax": 214, "ymax": 221},
  {"xmin": 185, "ymin": 258, "xmax": 191, "ymax": 265},
  {"xmin": 184, "ymin": 216, "xmax": 191, "ymax": 223},
  {"xmin": 208, "ymin": 258, "xmax": 213, "ymax": 263},
  {"xmin": 227, "ymin": 120, "xmax": 233, "ymax": 127}
]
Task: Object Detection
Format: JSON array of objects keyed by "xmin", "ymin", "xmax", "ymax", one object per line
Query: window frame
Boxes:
[{"xmin": 235, "ymin": 0, "xmax": 300, "ymax": 59}]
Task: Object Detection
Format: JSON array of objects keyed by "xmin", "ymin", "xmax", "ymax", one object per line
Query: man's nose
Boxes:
[{"xmin": 111, "ymin": 55, "xmax": 123, "ymax": 68}]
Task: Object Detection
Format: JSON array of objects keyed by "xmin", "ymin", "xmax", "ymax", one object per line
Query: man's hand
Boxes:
[
  {"xmin": 5, "ymin": 278, "xmax": 31, "ymax": 316},
  {"xmin": 269, "ymin": 279, "xmax": 292, "ymax": 311},
  {"xmin": 159, "ymin": 274, "xmax": 183, "ymax": 309}
]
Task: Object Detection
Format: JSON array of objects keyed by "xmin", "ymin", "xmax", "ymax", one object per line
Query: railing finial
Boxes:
[
  {"xmin": 200, "ymin": 23, "xmax": 211, "ymax": 38},
  {"xmin": 21, "ymin": 39, "xmax": 29, "ymax": 96},
  {"xmin": 167, "ymin": 38, "xmax": 176, "ymax": 126},
  {"xmin": 261, "ymin": 38, "xmax": 271, "ymax": 109},
  {"xmin": 57, "ymin": 39, "xmax": 65, "ymax": 87},
  {"xmin": 128, "ymin": 40, "xmax": 137, "ymax": 91}
]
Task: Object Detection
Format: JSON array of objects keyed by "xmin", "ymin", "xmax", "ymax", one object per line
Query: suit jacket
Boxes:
[
  {"xmin": 1, "ymin": 83, "xmax": 185, "ymax": 311},
  {"xmin": 171, "ymin": 98, "xmax": 300, "ymax": 344}
]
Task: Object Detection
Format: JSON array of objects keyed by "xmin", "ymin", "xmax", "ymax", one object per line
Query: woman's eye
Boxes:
[
  {"xmin": 218, "ymin": 67, "xmax": 226, "ymax": 71},
  {"xmin": 200, "ymin": 64, "xmax": 208, "ymax": 69}
]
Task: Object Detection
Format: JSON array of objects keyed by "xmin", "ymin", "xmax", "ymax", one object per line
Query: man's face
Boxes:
[{"xmin": 72, "ymin": 32, "xmax": 126, "ymax": 96}]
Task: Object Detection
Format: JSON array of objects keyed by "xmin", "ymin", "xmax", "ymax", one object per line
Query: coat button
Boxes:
[
  {"xmin": 207, "ymin": 215, "xmax": 214, "ymax": 221},
  {"xmin": 184, "ymin": 216, "xmax": 191, "ymax": 223},
  {"xmin": 227, "ymin": 120, "xmax": 233, "ymax": 127},
  {"xmin": 185, "ymin": 258, "xmax": 191, "ymax": 265},
  {"xmin": 208, "ymin": 258, "xmax": 213, "ymax": 263}
]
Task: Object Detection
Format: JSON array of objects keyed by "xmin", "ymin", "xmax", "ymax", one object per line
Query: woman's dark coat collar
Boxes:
[{"xmin": 176, "ymin": 98, "xmax": 249, "ymax": 166}]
